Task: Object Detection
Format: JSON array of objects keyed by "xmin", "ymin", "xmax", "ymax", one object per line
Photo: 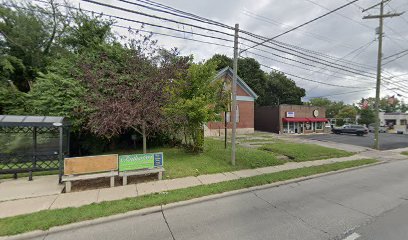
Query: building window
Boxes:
[
  {"xmin": 283, "ymin": 122, "xmax": 288, "ymax": 133},
  {"xmin": 316, "ymin": 122, "xmax": 323, "ymax": 130},
  {"xmin": 305, "ymin": 122, "xmax": 312, "ymax": 131},
  {"xmin": 401, "ymin": 119, "xmax": 407, "ymax": 125}
]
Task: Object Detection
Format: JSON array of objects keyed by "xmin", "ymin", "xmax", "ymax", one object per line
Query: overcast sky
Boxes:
[{"xmin": 52, "ymin": 0, "xmax": 408, "ymax": 104}]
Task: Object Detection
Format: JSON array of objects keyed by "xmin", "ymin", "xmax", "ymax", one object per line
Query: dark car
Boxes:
[{"xmin": 332, "ymin": 125, "xmax": 368, "ymax": 136}]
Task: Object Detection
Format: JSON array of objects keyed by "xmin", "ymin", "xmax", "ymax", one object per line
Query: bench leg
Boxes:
[
  {"xmin": 123, "ymin": 175, "xmax": 127, "ymax": 186},
  {"xmin": 110, "ymin": 176, "xmax": 115, "ymax": 188},
  {"xmin": 158, "ymin": 172, "xmax": 163, "ymax": 180},
  {"xmin": 66, "ymin": 181, "xmax": 72, "ymax": 193}
]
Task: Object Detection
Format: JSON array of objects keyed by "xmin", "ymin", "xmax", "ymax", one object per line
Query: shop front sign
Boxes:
[{"xmin": 286, "ymin": 112, "xmax": 295, "ymax": 118}]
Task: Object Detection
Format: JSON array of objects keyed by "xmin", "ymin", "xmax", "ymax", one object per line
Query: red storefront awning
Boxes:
[
  {"xmin": 307, "ymin": 118, "xmax": 329, "ymax": 122},
  {"xmin": 282, "ymin": 118, "xmax": 309, "ymax": 122},
  {"xmin": 282, "ymin": 118, "xmax": 329, "ymax": 122}
]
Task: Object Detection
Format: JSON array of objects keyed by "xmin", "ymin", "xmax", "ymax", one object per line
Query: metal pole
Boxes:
[
  {"xmin": 231, "ymin": 23, "xmax": 239, "ymax": 166},
  {"xmin": 58, "ymin": 126, "xmax": 63, "ymax": 184},
  {"xmin": 374, "ymin": 2, "xmax": 384, "ymax": 150},
  {"xmin": 224, "ymin": 111, "xmax": 227, "ymax": 149},
  {"xmin": 30, "ymin": 127, "xmax": 37, "ymax": 181}
]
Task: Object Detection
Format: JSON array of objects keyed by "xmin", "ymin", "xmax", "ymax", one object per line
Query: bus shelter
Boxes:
[{"xmin": 0, "ymin": 115, "xmax": 70, "ymax": 183}]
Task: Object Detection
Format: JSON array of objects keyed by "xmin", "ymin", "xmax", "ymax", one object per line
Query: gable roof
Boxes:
[{"xmin": 214, "ymin": 67, "xmax": 258, "ymax": 99}]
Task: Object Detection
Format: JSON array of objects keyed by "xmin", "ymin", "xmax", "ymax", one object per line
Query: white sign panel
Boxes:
[{"xmin": 286, "ymin": 112, "xmax": 295, "ymax": 118}]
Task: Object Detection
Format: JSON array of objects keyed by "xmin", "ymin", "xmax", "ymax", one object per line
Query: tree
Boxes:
[
  {"xmin": 336, "ymin": 105, "xmax": 357, "ymax": 122},
  {"xmin": 0, "ymin": 1, "xmax": 68, "ymax": 91},
  {"xmin": 206, "ymin": 54, "xmax": 305, "ymax": 106},
  {"xmin": 358, "ymin": 108, "xmax": 376, "ymax": 126},
  {"xmin": 307, "ymin": 98, "xmax": 345, "ymax": 118},
  {"xmin": 165, "ymin": 61, "xmax": 220, "ymax": 152},
  {"xmin": 262, "ymin": 71, "xmax": 305, "ymax": 106},
  {"xmin": 28, "ymin": 73, "xmax": 87, "ymax": 131},
  {"xmin": 76, "ymin": 41, "xmax": 187, "ymax": 153}
]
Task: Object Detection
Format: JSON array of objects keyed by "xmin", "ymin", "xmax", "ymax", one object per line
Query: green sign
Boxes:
[{"xmin": 119, "ymin": 152, "xmax": 163, "ymax": 171}]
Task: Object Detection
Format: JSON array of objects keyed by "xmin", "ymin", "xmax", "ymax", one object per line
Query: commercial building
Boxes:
[
  {"xmin": 255, "ymin": 104, "xmax": 329, "ymax": 134},
  {"xmin": 379, "ymin": 112, "xmax": 408, "ymax": 133},
  {"xmin": 205, "ymin": 67, "xmax": 258, "ymax": 136}
]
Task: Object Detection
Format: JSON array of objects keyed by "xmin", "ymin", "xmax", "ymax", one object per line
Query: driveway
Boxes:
[{"xmin": 297, "ymin": 132, "xmax": 408, "ymax": 150}]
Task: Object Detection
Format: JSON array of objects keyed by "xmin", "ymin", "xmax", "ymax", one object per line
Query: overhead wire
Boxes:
[{"xmin": 240, "ymin": 0, "xmax": 360, "ymax": 53}]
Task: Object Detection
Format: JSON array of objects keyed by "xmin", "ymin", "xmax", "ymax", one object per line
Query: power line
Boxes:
[
  {"xmin": 383, "ymin": 49, "xmax": 408, "ymax": 60},
  {"xmin": 306, "ymin": 88, "xmax": 375, "ymax": 99},
  {"xmin": 241, "ymin": 10, "xmax": 354, "ymax": 49},
  {"xmin": 383, "ymin": 51, "xmax": 408, "ymax": 66},
  {"xmin": 240, "ymin": 30, "xmax": 376, "ymax": 70},
  {"xmin": 245, "ymin": 50, "xmax": 375, "ymax": 84},
  {"xmin": 116, "ymin": 0, "xmax": 234, "ymax": 30},
  {"xmin": 256, "ymin": 61, "xmax": 367, "ymax": 88},
  {"xmin": 240, "ymin": 0, "xmax": 360, "ymax": 53},
  {"xmin": 80, "ymin": 0, "xmax": 234, "ymax": 37}
]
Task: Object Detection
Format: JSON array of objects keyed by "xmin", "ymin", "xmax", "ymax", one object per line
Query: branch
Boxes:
[{"xmin": 43, "ymin": 0, "xmax": 57, "ymax": 55}]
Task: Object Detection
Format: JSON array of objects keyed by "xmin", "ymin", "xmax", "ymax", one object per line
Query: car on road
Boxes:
[
  {"xmin": 368, "ymin": 124, "xmax": 387, "ymax": 133},
  {"xmin": 332, "ymin": 124, "xmax": 368, "ymax": 136}
]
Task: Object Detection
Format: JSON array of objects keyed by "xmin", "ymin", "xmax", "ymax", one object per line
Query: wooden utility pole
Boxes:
[
  {"xmin": 231, "ymin": 23, "xmax": 239, "ymax": 166},
  {"xmin": 362, "ymin": 0, "xmax": 403, "ymax": 150}
]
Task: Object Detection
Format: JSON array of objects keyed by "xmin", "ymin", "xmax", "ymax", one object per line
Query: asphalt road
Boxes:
[
  {"xmin": 297, "ymin": 132, "xmax": 408, "ymax": 150},
  {"xmin": 352, "ymin": 201, "xmax": 408, "ymax": 240},
  {"xmin": 37, "ymin": 160, "xmax": 408, "ymax": 240}
]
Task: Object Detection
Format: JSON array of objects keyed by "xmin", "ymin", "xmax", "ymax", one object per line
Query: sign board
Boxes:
[
  {"xmin": 119, "ymin": 152, "xmax": 163, "ymax": 172},
  {"xmin": 286, "ymin": 112, "xmax": 295, "ymax": 118},
  {"xmin": 64, "ymin": 154, "xmax": 118, "ymax": 175},
  {"xmin": 313, "ymin": 109, "xmax": 319, "ymax": 117}
]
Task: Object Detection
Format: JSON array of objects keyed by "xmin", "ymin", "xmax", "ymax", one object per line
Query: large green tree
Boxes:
[
  {"xmin": 165, "ymin": 61, "xmax": 220, "ymax": 152},
  {"xmin": 206, "ymin": 54, "xmax": 305, "ymax": 106},
  {"xmin": 0, "ymin": 1, "xmax": 68, "ymax": 91},
  {"xmin": 307, "ymin": 98, "xmax": 346, "ymax": 118}
]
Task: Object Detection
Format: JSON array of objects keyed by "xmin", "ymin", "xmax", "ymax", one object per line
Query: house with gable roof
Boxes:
[{"xmin": 205, "ymin": 67, "xmax": 258, "ymax": 136}]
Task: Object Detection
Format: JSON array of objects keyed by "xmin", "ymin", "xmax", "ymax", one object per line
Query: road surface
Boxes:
[
  {"xmin": 298, "ymin": 132, "xmax": 408, "ymax": 150},
  {"xmin": 38, "ymin": 159, "xmax": 408, "ymax": 240}
]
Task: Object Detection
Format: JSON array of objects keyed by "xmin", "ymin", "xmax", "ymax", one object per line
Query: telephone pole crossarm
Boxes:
[{"xmin": 363, "ymin": 12, "xmax": 404, "ymax": 19}]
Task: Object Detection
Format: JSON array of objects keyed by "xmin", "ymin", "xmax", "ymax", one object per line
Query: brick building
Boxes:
[
  {"xmin": 255, "ymin": 104, "xmax": 329, "ymax": 134},
  {"xmin": 205, "ymin": 67, "xmax": 258, "ymax": 136}
]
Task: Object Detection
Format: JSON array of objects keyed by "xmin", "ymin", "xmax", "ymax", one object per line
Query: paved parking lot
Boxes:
[{"xmin": 298, "ymin": 132, "xmax": 408, "ymax": 150}]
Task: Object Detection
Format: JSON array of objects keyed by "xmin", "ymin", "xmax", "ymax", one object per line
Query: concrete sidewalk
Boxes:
[{"xmin": 0, "ymin": 154, "xmax": 381, "ymax": 219}]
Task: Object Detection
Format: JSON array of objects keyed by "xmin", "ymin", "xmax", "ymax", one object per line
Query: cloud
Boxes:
[{"xmin": 65, "ymin": 0, "xmax": 408, "ymax": 103}]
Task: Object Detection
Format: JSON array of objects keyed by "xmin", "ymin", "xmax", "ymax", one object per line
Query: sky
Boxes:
[{"xmin": 40, "ymin": 0, "xmax": 408, "ymax": 104}]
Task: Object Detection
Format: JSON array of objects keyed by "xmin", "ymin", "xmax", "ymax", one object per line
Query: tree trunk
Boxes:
[{"xmin": 142, "ymin": 122, "xmax": 147, "ymax": 154}]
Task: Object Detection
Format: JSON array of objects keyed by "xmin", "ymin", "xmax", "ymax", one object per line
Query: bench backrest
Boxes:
[{"xmin": 64, "ymin": 154, "xmax": 118, "ymax": 175}]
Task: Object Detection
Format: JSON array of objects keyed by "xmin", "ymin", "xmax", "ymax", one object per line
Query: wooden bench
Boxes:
[
  {"xmin": 119, "ymin": 167, "xmax": 165, "ymax": 185},
  {"xmin": 62, "ymin": 154, "xmax": 118, "ymax": 193}
]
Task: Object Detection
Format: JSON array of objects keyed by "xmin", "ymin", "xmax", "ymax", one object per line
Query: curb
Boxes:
[{"xmin": 0, "ymin": 160, "xmax": 385, "ymax": 240}]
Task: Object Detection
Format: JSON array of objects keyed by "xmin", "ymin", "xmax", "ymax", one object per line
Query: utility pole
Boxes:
[
  {"xmin": 231, "ymin": 23, "xmax": 239, "ymax": 166},
  {"xmin": 362, "ymin": 0, "xmax": 403, "ymax": 150}
]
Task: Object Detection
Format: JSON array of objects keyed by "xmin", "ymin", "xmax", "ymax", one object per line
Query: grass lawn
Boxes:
[
  {"xmin": 0, "ymin": 159, "xmax": 377, "ymax": 236},
  {"xmin": 117, "ymin": 138, "xmax": 285, "ymax": 179},
  {"xmin": 401, "ymin": 151, "xmax": 408, "ymax": 156},
  {"xmin": 260, "ymin": 141, "xmax": 354, "ymax": 162}
]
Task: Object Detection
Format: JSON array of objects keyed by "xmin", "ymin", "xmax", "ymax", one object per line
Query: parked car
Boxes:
[
  {"xmin": 332, "ymin": 125, "xmax": 368, "ymax": 136},
  {"xmin": 368, "ymin": 124, "xmax": 387, "ymax": 133}
]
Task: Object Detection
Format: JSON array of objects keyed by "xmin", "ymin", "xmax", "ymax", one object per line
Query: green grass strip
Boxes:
[
  {"xmin": 0, "ymin": 159, "xmax": 377, "ymax": 236},
  {"xmin": 260, "ymin": 142, "xmax": 354, "ymax": 162},
  {"xmin": 401, "ymin": 151, "xmax": 408, "ymax": 156}
]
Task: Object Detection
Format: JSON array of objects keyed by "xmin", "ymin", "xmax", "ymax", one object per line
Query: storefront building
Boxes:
[{"xmin": 255, "ymin": 104, "xmax": 329, "ymax": 134}]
